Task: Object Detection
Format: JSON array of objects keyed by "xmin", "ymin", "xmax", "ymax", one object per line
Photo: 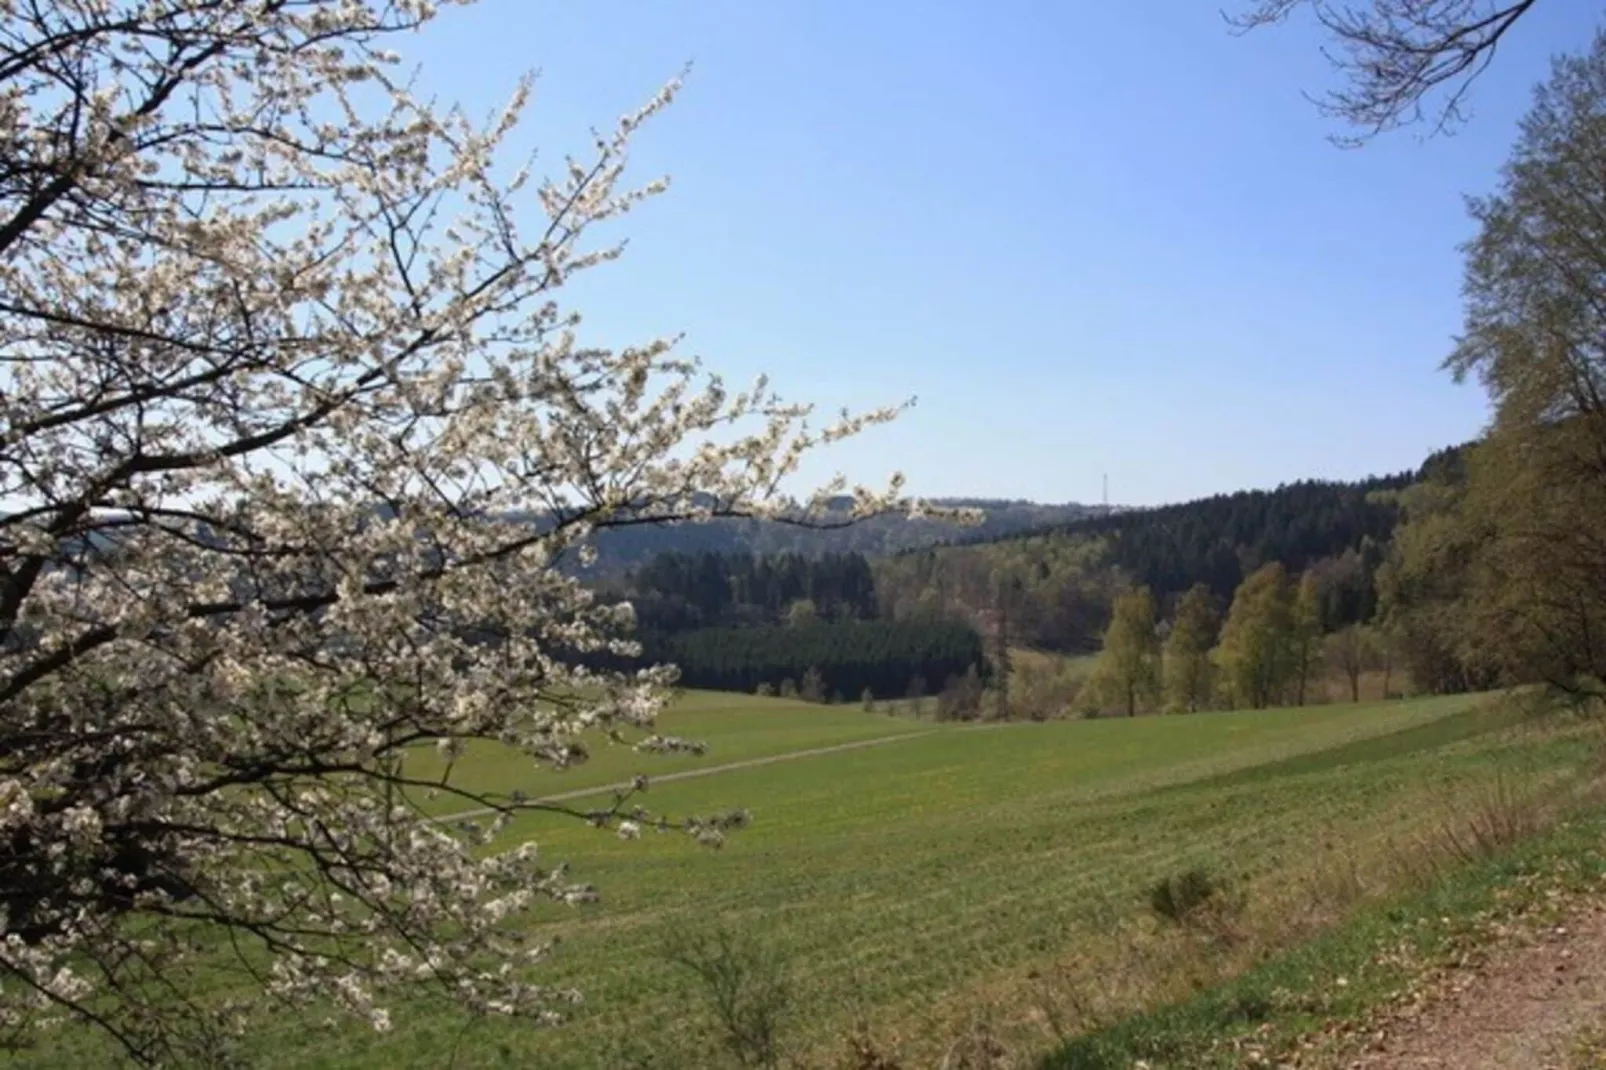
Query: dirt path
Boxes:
[
  {"xmin": 434, "ymin": 724, "xmax": 1009, "ymax": 822},
  {"xmin": 1338, "ymin": 902, "xmax": 1606, "ymax": 1069}
]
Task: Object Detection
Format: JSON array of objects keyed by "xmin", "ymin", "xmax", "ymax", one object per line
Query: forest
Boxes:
[
  {"xmin": 601, "ymin": 446, "xmax": 1468, "ymax": 715},
  {"xmin": 641, "ymin": 620, "xmax": 988, "ymax": 703}
]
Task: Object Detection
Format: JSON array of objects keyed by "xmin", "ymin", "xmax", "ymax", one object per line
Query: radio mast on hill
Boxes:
[{"xmin": 1102, "ymin": 474, "xmax": 1108, "ymax": 510}]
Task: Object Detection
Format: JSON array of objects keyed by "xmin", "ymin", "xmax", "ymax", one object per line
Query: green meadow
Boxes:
[
  {"xmin": 23, "ymin": 691, "xmax": 1600, "ymax": 1068},
  {"xmin": 402, "ymin": 690, "xmax": 930, "ymax": 814}
]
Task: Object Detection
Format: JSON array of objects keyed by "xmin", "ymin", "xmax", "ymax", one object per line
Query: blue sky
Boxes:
[{"xmin": 408, "ymin": 1, "xmax": 1601, "ymax": 507}]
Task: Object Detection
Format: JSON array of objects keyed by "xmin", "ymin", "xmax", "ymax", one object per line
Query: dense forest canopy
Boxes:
[
  {"xmin": 867, "ymin": 450, "xmax": 1467, "ymax": 655},
  {"xmin": 606, "ymin": 445, "xmax": 1473, "ymax": 705},
  {"xmin": 619, "ymin": 551, "xmax": 879, "ymax": 631},
  {"xmin": 638, "ymin": 620, "xmax": 989, "ymax": 702}
]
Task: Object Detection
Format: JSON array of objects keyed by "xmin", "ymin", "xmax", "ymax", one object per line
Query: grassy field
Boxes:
[
  {"xmin": 401, "ymin": 689, "xmax": 928, "ymax": 814},
  {"xmin": 22, "ymin": 690, "xmax": 1603, "ymax": 1069}
]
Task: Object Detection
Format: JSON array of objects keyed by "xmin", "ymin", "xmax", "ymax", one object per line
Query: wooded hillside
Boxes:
[
  {"xmin": 601, "ymin": 446, "xmax": 1472, "ymax": 712},
  {"xmin": 871, "ymin": 449, "xmax": 1467, "ymax": 654}
]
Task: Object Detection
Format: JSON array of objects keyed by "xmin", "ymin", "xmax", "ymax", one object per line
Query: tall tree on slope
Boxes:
[
  {"xmin": 1291, "ymin": 572, "xmax": 1325, "ymax": 705},
  {"xmin": 1163, "ymin": 584, "xmax": 1220, "ymax": 713},
  {"xmin": 1216, "ymin": 564, "xmax": 1297, "ymax": 710},
  {"xmin": 1090, "ymin": 586, "xmax": 1162, "ymax": 717},
  {"xmin": 1445, "ymin": 28, "xmax": 1606, "ymax": 697}
]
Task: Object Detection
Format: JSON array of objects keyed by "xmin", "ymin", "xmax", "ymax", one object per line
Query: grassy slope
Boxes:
[
  {"xmin": 1041, "ymin": 806, "xmax": 1606, "ymax": 1069},
  {"xmin": 22, "ymin": 693, "xmax": 1592, "ymax": 1069},
  {"xmin": 221, "ymin": 693, "xmax": 1571, "ymax": 1070},
  {"xmin": 401, "ymin": 690, "xmax": 928, "ymax": 813}
]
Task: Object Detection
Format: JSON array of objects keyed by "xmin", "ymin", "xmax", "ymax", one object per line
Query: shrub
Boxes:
[
  {"xmin": 662, "ymin": 923, "xmax": 793, "ymax": 1070},
  {"xmin": 1148, "ymin": 867, "xmax": 1219, "ymax": 925}
]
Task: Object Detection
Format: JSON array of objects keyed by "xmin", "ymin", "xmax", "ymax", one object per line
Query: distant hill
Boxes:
[
  {"xmin": 976, "ymin": 476, "xmax": 1409, "ymax": 598},
  {"xmin": 932, "ymin": 444, "xmax": 1471, "ymax": 569},
  {"xmin": 872, "ymin": 444, "xmax": 1474, "ymax": 652},
  {"xmin": 580, "ymin": 497, "xmax": 1102, "ymax": 572}
]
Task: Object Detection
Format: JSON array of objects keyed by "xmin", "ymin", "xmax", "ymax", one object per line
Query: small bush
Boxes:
[
  {"xmin": 662, "ymin": 923, "xmax": 793, "ymax": 1070},
  {"xmin": 1399, "ymin": 770, "xmax": 1555, "ymax": 883},
  {"xmin": 1148, "ymin": 867, "xmax": 1219, "ymax": 925},
  {"xmin": 936, "ymin": 665, "xmax": 984, "ymax": 721}
]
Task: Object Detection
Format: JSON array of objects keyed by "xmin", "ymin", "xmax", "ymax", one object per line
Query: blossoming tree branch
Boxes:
[{"xmin": 0, "ymin": 0, "xmax": 936, "ymax": 1062}]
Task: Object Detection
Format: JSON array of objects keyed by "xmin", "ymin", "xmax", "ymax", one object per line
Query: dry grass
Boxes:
[{"xmin": 837, "ymin": 738, "xmax": 1603, "ymax": 1069}]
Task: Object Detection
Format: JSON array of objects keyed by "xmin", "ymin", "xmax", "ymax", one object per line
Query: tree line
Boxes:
[
  {"xmin": 870, "ymin": 465, "xmax": 1452, "ymax": 655},
  {"xmin": 598, "ymin": 552, "xmax": 992, "ymax": 700},
  {"xmin": 615, "ymin": 550, "xmax": 880, "ymax": 630},
  {"xmin": 1082, "ymin": 565, "xmax": 1392, "ymax": 717},
  {"xmin": 611, "ymin": 450, "xmax": 1472, "ymax": 712},
  {"xmin": 636, "ymin": 619, "xmax": 988, "ymax": 702}
]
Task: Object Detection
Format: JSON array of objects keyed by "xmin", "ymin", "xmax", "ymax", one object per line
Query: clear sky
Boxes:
[{"xmin": 406, "ymin": 1, "xmax": 1602, "ymax": 507}]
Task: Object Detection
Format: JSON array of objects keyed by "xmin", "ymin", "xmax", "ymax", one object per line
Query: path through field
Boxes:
[
  {"xmin": 435, "ymin": 723, "xmax": 1008, "ymax": 820},
  {"xmin": 1341, "ymin": 902, "xmax": 1606, "ymax": 1069}
]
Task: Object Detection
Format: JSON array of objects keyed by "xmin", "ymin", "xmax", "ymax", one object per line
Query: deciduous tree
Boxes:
[
  {"xmin": 800, "ymin": 667, "xmax": 828, "ymax": 704},
  {"xmin": 1232, "ymin": 0, "xmax": 1546, "ymax": 140},
  {"xmin": 1163, "ymin": 584, "xmax": 1219, "ymax": 712},
  {"xmin": 1215, "ymin": 563, "xmax": 1295, "ymax": 709},
  {"xmin": 1089, "ymin": 586, "xmax": 1161, "ymax": 716},
  {"xmin": 1291, "ymin": 572, "xmax": 1324, "ymax": 705},
  {"xmin": 1325, "ymin": 623, "xmax": 1378, "ymax": 702},
  {"xmin": 1439, "ymin": 30, "xmax": 1606, "ymax": 700},
  {"xmin": 0, "ymin": 1, "xmax": 929, "ymax": 1061}
]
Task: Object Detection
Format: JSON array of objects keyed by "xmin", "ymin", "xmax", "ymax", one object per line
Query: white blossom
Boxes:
[{"xmin": 0, "ymin": 0, "xmax": 951, "ymax": 1062}]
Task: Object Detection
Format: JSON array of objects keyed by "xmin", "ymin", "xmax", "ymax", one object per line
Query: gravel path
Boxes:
[{"xmin": 1340, "ymin": 902, "xmax": 1606, "ymax": 1069}]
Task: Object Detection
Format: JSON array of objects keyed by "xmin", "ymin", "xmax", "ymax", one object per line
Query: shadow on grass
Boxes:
[{"xmin": 1153, "ymin": 698, "xmax": 1527, "ymax": 799}]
